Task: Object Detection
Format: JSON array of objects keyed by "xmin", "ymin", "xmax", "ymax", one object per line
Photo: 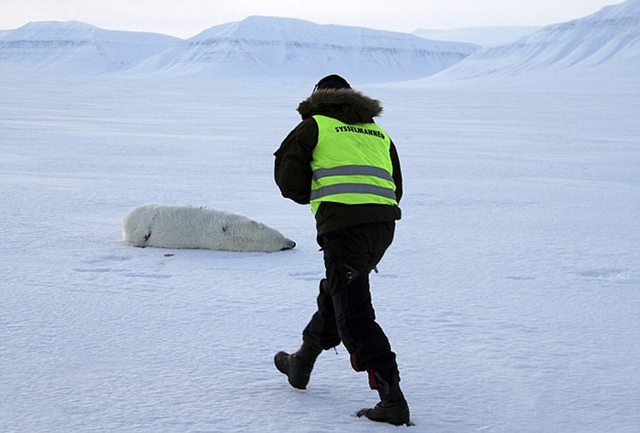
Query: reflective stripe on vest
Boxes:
[
  {"xmin": 312, "ymin": 165, "xmax": 395, "ymax": 183},
  {"xmin": 310, "ymin": 182, "xmax": 398, "ymax": 201},
  {"xmin": 310, "ymin": 115, "xmax": 397, "ymax": 214}
]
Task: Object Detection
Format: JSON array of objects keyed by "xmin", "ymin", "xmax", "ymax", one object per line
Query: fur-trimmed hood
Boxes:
[{"xmin": 296, "ymin": 89, "xmax": 384, "ymax": 124}]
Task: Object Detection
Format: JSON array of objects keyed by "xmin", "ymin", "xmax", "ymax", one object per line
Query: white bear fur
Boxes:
[{"xmin": 122, "ymin": 204, "xmax": 296, "ymax": 253}]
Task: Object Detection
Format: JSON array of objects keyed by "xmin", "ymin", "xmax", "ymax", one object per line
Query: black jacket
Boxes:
[{"xmin": 274, "ymin": 88, "xmax": 403, "ymax": 236}]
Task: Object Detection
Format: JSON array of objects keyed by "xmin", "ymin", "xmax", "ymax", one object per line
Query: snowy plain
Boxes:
[{"xmin": 1, "ymin": 68, "xmax": 639, "ymax": 433}]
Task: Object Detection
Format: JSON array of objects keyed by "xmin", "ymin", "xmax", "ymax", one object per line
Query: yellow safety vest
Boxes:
[{"xmin": 310, "ymin": 115, "xmax": 397, "ymax": 215}]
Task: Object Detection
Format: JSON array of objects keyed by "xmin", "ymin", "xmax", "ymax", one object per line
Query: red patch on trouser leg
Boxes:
[
  {"xmin": 351, "ymin": 355, "xmax": 378, "ymax": 389},
  {"xmin": 367, "ymin": 369, "xmax": 378, "ymax": 390}
]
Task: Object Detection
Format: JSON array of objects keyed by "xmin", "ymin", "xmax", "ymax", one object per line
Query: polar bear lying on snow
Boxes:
[{"xmin": 122, "ymin": 204, "xmax": 296, "ymax": 253}]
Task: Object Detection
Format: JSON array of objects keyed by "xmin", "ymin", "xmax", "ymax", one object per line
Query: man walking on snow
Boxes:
[{"xmin": 273, "ymin": 74, "xmax": 410, "ymax": 426}]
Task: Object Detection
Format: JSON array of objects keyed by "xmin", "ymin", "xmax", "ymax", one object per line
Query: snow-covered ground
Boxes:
[{"xmin": 1, "ymin": 72, "xmax": 639, "ymax": 432}]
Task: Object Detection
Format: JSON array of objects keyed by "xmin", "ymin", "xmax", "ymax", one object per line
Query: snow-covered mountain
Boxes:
[
  {"xmin": 3, "ymin": 2, "xmax": 638, "ymax": 83},
  {"xmin": 122, "ymin": 16, "xmax": 480, "ymax": 82},
  {"xmin": 432, "ymin": 0, "xmax": 640, "ymax": 79},
  {"xmin": 0, "ymin": 21, "xmax": 180, "ymax": 75},
  {"xmin": 413, "ymin": 26, "xmax": 541, "ymax": 48}
]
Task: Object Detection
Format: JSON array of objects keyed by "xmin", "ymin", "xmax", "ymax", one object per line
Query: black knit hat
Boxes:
[{"xmin": 313, "ymin": 74, "xmax": 351, "ymax": 92}]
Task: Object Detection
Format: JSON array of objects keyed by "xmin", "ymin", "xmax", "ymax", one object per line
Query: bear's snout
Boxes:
[{"xmin": 282, "ymin": 238, "xmax": 296, "ymax": 250}]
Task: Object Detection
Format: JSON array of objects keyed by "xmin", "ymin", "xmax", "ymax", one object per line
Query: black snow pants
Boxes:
[{"xmin": 302, "ymin": 221, "xmax": 399, "ymax": 387}]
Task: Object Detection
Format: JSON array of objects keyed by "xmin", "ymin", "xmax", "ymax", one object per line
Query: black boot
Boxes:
[
  {"xmin": 274, "ymin": 342, "xmax": 322, "ymax": 390},
  {"xmin": 357, "ymin": 371, "xmax": 411, "ymax": 426}
]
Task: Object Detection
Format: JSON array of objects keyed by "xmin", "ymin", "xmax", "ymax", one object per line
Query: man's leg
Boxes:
[
  {"xmin": 302, "ymin": 279, "xmax": 341, "ymax": 350},
  {"xmin": 275, "ymin": 279, "xmax": 339, "ymax": 390},
  {"xmin": 321, "ymin": 223, "xmax": 397, "ymax": 375},
  {"xmin": 322, "ymin": 223, "xmax": 410, "ymax": 426}
]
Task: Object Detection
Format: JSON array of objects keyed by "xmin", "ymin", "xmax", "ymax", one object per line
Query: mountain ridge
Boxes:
[
  {"xmin": 430, "ymin": 0, "xmax": 639, "ymax": 80},
  {"xmin": 413, "ymin": 26, "xmax": 542, "ymax": 47},
  {"xmin": 0, "ymin": 21, "xmax": 180, "ymax": 74},
  {"xmin": 128, "ymin": 15, "xmax": 479, "ymax": 82}
]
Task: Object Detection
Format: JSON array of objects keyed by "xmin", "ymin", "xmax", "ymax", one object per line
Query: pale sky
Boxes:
[{"xmin": 0, "ymin": 0, "xmax": 627, "ymax": 38}]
